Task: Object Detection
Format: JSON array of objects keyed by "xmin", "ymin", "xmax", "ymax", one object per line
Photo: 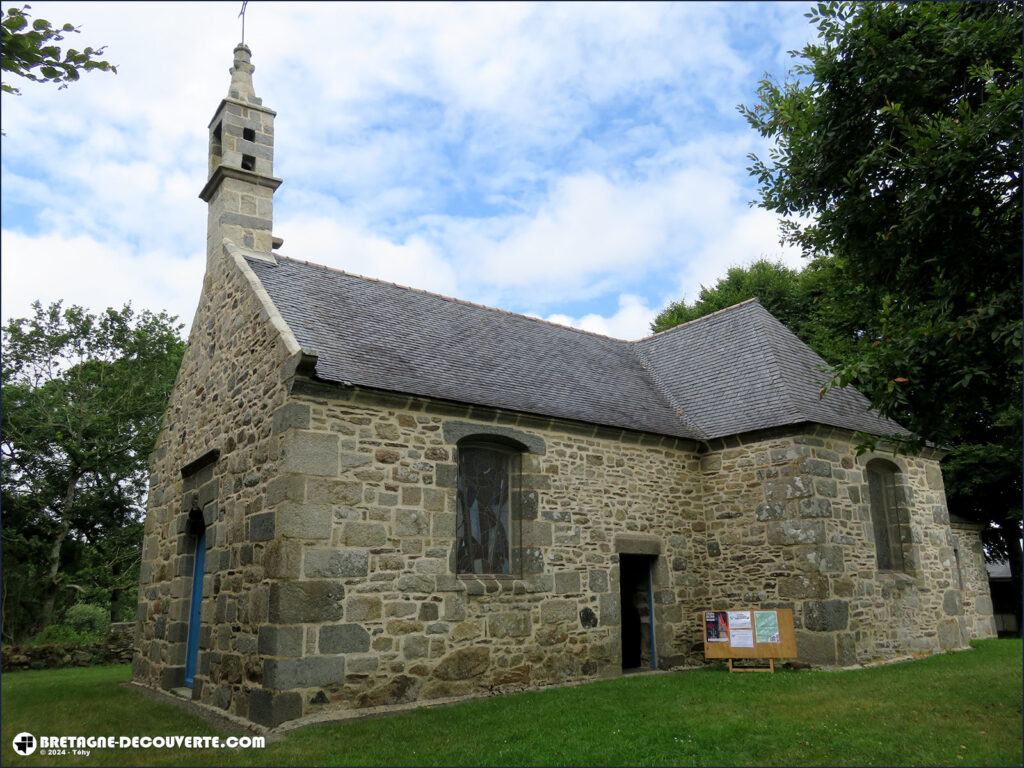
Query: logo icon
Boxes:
[{"xmin": 13, "ymin": 732, "xmax": 37, "ymax": 755}]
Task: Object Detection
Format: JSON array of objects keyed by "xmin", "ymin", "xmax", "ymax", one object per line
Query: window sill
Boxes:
[
  {"xmin": 457, "ymin": 573, "xmax": 519, "ymax": 580},
  {"xmin": 875, "ymin": 570, "xmax": 916, "ymax": 589},
  {"xmin": 437, "ymin": 572, "xmax": 552, "ymax": 596}
]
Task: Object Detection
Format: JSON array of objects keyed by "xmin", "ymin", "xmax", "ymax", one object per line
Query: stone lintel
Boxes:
[
  {"xmin": 949, "ymin": 518, "xmax": 985, "ymax": 531},
  {"xmin": 614, "ymin": 534, "xmax": 662, "ymax": 555},
  {"xmin": 181, "ymin": 449, "xmax": 220, "ymax": 481}
]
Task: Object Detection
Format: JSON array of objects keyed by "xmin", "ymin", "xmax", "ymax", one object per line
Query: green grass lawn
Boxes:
[{"xmin": 2, "ymin": 638, "xmax": 1021, "ymax": 767}]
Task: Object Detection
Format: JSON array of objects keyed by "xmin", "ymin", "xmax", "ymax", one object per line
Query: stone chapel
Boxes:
[{"xmin": 132, "ymin": 44, "xmax": 997, "ymax": 728}]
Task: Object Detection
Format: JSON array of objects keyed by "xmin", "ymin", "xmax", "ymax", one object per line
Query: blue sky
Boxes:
[{"xmin": 1, "ymin": 1, "xmax": 818, "ymax": 339}]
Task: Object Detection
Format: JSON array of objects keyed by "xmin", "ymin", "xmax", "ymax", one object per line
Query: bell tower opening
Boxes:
[{"xmin": 210, "ymin": 122, "xmax": 223, "ymax": 172}]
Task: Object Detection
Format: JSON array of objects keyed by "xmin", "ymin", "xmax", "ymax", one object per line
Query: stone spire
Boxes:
[
  {"xmin": 199, "ymin": 44, "xmax": 282, "ymax": 255},
  {"xmin": 227, "ymin": 43, "xmax": 261, "ymax": 105}
]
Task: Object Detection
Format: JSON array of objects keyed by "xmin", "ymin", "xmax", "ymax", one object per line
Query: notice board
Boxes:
[{"xmin": 701, "ymin": 609, "xmax": 797, "ymax": 661}]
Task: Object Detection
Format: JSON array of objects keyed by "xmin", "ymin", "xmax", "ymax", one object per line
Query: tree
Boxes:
[
  {"xmin": 1, "ymin": 302, "xmax": 185, "ymax": 636},
  {"xmin": 651, "ymin": 258, "xmax": 868, "ymax": 366},
  {"xmin": 738, "ymin": 1, "xmax": 1022, "ymax": 626},
  {"xmin": 651, "ymin": 258, "xmax": 864, "ymax": 366},
  {"xmin": 1, "ymin": 4, "xmax": 115, "ymax": 95},
  {"xmin": 653, "ymin": 260, "xmax": 806, "ymax": 332}
]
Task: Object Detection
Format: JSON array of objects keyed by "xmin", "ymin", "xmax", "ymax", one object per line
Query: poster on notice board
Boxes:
[
  {"xmin": 726, "ymin": 611, "xmax": 753, "ymax": 647},
  {"xmin": 705, "ymin": 611, "xmax": 729, "ymax": 642},
  {"xmin": 727, "ymin": 610, "xmax": 752, "ymax": 629},
  {"xmin": 755, "ymin": 610, "xmax": 781, "ymax": 643}
]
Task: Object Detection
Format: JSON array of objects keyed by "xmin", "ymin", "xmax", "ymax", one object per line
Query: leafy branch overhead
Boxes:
[
  {"xmin": 737, "ymin": 0, "xmax": 1021, "ymax": 450},
  {"xmin": 1, "ymin": 4, "xmax": 116, "ymax": 95}
]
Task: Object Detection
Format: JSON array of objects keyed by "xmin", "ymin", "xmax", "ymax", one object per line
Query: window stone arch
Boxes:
[{"xmin": 442, "ymin": 420, "xmax": 546, "ymax": 455}]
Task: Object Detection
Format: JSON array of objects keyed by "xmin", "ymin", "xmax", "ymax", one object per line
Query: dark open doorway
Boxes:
[{"xmin": 619, "ymin": 554, "xmax": 656, "ymax": 671}]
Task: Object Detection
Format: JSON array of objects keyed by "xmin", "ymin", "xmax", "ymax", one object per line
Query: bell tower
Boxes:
[{"xmin": 199, "ymin": 44, "xmax": 282, "ymax": 256}]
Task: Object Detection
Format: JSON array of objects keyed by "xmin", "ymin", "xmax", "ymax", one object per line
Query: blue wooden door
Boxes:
[{"xmin": 184, "ymin": 528, "xmax": 206, "ymax": 688}]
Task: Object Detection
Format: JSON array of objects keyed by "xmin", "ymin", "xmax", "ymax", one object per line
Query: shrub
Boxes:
[
  {"xmin": 26, "ymin": 603, "xmax": 110, "ymax": 646},
  {"xmin": 64, "ymin": 603, "xmax": 110, "ymax": 638},
  {"xmin": 30, "ymin": 624, "xmax": 101, "ymax": 646}
]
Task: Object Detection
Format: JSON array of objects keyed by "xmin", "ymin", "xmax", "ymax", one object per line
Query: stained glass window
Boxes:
[{"xmin": 456, "ymin": 444, "xmax": 511, "ymax": 575}]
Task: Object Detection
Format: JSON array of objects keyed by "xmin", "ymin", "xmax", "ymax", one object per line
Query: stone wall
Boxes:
[
  {"xmin": 133, "ymin": 241, "xmax": 299, "ymax": 718},
  {"xmin": 245, "ymin": 383, "xmax": 707, "ymax": 725},
  {"xmin": 698, "ymin": 426, "xmax": 972, "ymax": 666},
  {"xmin": 2, "ymin": 624, "xmax": 135, "ymax": 673},
  {"xmin": 950, "ymin": 521, "xmax": 997, "ymax": 640}
]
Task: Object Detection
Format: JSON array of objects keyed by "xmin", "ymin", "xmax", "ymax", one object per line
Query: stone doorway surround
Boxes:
[{"xmin": 615, "ymin": 534, "xmax": 663, "ymax": 671}]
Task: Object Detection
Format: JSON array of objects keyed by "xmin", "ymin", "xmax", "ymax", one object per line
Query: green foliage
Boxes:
[
  {"xmin": 656, "ymin": 2, "xmax": 1021, "ymax": 614},
  {"xmin": 1, "ymin": 640, "xmax": 1021, "ymax": 766},
  {"xmin": 23, "ymin": 601, "xmax": 112, "ymax": 646},
  {"xmin": 739, "ymin": 0, "xmax": 1021, "ymax": 439},
  {"xmin": 737, "ymin": 1, "xmax": 1021, "ymax": 598},
  {"xmin": 63, "ymin": 603, "xmax": 110, "ymax": 638},
  {"xmin": 1, "ymin": 4, "xmax": 116, "ymax": 95},
  {"xmin": 1, "ymin": 301, "xmax": 185, "ymax": 640},
  {"xmin": 28, "ymin": 623, "xmax": 102, "ymax": 647},
  {"xmin": 652, "ymin": 259, "xmax": 803, "ymax": 330}
]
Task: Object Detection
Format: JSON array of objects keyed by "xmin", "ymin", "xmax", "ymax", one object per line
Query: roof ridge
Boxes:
[
  {"xmin": 635, "ymin": 297, "xmax": 761, "ymax": 342},
  {"xmin": 631, "ymin": 343, "xmax": 708, "ymax": 439},
  {"xmin": 752, "ymin": 304, "xmax": 805, "ymax": 425},
  {"xmin": 269, "ymin": 253, "xmax": 636, "ymax": 343}
]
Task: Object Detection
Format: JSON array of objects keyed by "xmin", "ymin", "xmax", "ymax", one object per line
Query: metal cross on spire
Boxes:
[{"xmin": 239, "ymin": 1, "xmax": 249, "ymax": 45}]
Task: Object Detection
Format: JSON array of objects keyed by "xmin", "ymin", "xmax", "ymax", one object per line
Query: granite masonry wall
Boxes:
[
  {"xmin": 950, "ymin": 521, "xmax": 997, "ymax": 640},
  {"xmin": 241, "ymin": 384, "xmax": 708, "ymax": 725},
  {"xmin": 133, "ymin": 241, "xmax": 714, "ymax": 726},
  {"xmin": 698, "ymin": 426, "xmax": 980, "ymax": 666},
  {"xmin": 133, "ymin": 241, "xmax": 300, "ymax": 725}
]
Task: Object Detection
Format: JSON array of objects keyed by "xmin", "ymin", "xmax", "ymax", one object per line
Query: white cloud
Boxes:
[
  {"xmin": 545, "ymin": 293, "xmax": 660, "ymax": 341},
  {"xmin": 432, "ymin": 135, "xmax": 790, "ymax": 309},
  {"xmin": 2, "ymin": 2, "xmax": 818, "ymax": 339},
  {"xmin": 669, "ymin": 206, "xmax": 805, "ymax": 305},
  {"xmin": 0, "ymin": 229, "xmax": 203, "ymax": 328},
  {"xmin": 448, "ymin": 172, "xmax": 676, "ymax": 291},
  {"xmin": 275, "ymin": 214, "xmax": 458, "ymax": 298}
]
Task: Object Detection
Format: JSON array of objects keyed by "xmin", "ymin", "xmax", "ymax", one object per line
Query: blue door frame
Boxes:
[{"xmin": 184, "ymin": 527, "xmax": 206, "ymax": 688}]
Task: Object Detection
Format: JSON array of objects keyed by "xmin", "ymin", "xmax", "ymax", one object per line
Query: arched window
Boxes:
[
  {"xmin": 456, "ymin": 441, "xmax": 521, "ymax": 575},
  {"xmin": 866, "ymin": 459, "xmax": 905, "ymax": 571}
]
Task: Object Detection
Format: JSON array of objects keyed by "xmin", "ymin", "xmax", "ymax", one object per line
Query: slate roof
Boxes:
[
  {"xmin": 245, "ymin": 254, "xmax": 908, "ymax": 441},
  {"xmin": 636, "ymin": 301, "xmax": 910, "ymax": 439}
]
